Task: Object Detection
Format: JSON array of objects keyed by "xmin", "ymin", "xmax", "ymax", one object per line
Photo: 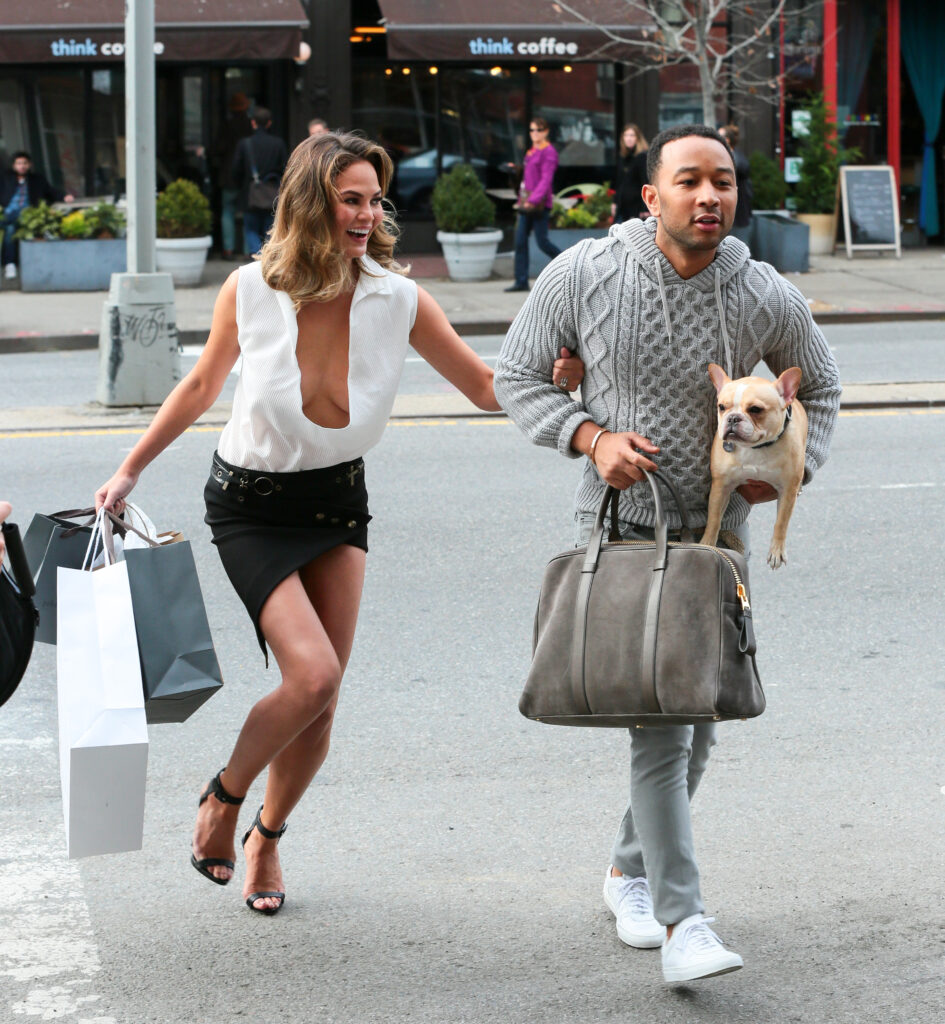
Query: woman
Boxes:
[
  {"xmin": 611, "ymin": 123, "xmax": 649, "ymax": 224},
  {"xmin": 95, "ymin": 132, "xmax": 583, "ymax": 916},
  {"xmin": 506, "ymin": 117, "xmax": 561, "ymax": 293}
]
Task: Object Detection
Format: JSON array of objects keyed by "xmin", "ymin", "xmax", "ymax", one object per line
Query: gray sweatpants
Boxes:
[{"xmin": 576, "ymin": 512, "xmax": 751, "ymax": 926}]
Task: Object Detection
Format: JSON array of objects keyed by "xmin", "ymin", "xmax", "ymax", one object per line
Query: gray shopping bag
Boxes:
[
  {"xmin": 124, "ymin": 539, "xmax": 223, "ymax": 724},
  {"xmin": 23, "ymin": 510, "xmax": 96, "ymax": 644}
]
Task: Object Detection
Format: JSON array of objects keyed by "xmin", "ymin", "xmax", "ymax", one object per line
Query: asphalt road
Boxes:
[
  {"xmin": 1, "ymin": 319, "xmax": 945, "ymax": 411},
  {"xmin": 1, "ymin": 403, "xmax": 944, "ymax": 1023}
]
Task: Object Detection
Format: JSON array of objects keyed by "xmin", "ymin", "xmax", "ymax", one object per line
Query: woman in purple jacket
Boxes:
[{"xmin": 506, "ymin": 117, "xmax": 561, "ymax": 292}]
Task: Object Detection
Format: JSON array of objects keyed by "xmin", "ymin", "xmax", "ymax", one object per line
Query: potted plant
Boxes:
[
  {"xmin": 747, "ymin": 152, "xmax": 809, "ymax": 272},
  {"xmin": 432, "ymin": 164, "xmax": 502, "ymax": 281},
  {"xmin": 14, "ymin": 201, "xmax": 127, "ymax": 291},
  {"xmin": 155, "ymin": 179, "xmax": 213, "ymax": 286},
  {"xmin": 793, "ymin": 93, "xmax": 859, "ymax": 256}
]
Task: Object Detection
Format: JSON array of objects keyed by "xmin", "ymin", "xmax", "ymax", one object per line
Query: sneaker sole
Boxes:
[
  {"xmin": 603, "ymin": 883, "xmax": 666, "ymax": 949},
  {"xmin": 663, "ymin": 960, "xmax": 743, "ymax": 983}
]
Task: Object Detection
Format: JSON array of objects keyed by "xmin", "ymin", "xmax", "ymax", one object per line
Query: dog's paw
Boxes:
[{"xmin": 767, "ymin": 546, "xmax": 786, "ymax": 569}]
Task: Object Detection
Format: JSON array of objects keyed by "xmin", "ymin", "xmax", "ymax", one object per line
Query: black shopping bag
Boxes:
[
  {"xmin": 124, "ymin": 539, "xmax": 223, "ymax": 723},
  {"xmin": 23, "ymin": 509, "xmax": 96, "ymax": 644},
  {"xmin": 1, "ymin": 522, "xmax": 39, "ymax": 709}
]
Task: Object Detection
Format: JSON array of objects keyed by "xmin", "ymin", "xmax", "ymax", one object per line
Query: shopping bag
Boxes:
[
  {"xmin": 1, "ymin": 521, "xmax": 38, "ymax": 709},
  {"xmin": 124, "ymin": 538, "xmax": 224, "ymax": 723},
  {"xmin": 56, "ymin": 512, "xmax": 148, "ymax": 858},
  {"xmin": 23, "ymin": 509, "xmax": 96, "ymax": 644}
]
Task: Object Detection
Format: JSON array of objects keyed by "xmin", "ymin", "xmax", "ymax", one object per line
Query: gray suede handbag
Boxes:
[{"xmin": 521, "ymin": 469, "xmax": 765, "ymax": 727}]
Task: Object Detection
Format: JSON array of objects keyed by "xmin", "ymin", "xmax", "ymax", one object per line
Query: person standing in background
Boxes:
[
  {"xmin": 232, "ymin": 107, "xmax": 288, "ymax": 258},
  {"xmin": 213, "ymin": 93, "xmax": 253, "ymax": 260},
  {"xmin": 308, "ymin": 118, "xmax": 329, "ymax": 138},
  {"xmin": 1, "ymin": 152, "xmax": 74, "ymax": 281},
  {"xmin": 506, "ymin": 117, "xmax": 561, "ymax": 293},
  {"xmin": 612, "ymin": 123, "xmax": 649, "ymax": 223},
  {"xmin": 719, "ymin": 125, "xmax": 753, "ymax": 244}
]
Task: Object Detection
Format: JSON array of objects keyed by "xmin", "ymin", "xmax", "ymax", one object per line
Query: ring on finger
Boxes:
[{"xmin": 557, "ymin": 377, "xmax": 569, "ymax": 389}]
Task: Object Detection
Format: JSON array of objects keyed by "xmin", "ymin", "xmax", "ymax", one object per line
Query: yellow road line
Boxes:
[{"xmin": 0, "ymin": 407, "xmax": 942, "ymax": 440}]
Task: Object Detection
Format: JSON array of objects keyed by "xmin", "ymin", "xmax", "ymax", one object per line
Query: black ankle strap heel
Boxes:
[
  {"xmin": 242, "ymin": 805, "xmax": 288, "ymax": 916},
  {"xmin": 190, "ymin": 768, "xmax": 246, "ymax": 886},
  {"xmin": 198, "ymin": 767, "xmax": 246, "ymax": 808}
]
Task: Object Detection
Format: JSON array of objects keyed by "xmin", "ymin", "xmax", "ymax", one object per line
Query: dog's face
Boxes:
[{"xmin": 707, "ymin": 364, "xmax": 801, "ymax": 449}]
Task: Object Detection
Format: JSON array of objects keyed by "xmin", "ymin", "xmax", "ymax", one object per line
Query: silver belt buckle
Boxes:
[{"xmin": 253, "ymin": 475, "xmax": 275, "ymax": 496}]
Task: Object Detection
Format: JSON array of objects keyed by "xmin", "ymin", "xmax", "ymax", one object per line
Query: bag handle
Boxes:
[{"xmin": 1, "ymin": 522, "xmax": 35, "ymax": 599}]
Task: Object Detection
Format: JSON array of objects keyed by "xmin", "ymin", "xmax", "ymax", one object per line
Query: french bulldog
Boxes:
[{"xmin": 701, "ymin": 363, "xmax": 808, "ymax": 569}]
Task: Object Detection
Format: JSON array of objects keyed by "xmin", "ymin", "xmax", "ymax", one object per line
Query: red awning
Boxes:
[
  {"xmin": 377, "ymin": 0, "xmax": 650, "ymax": 62},
  {"xmin": 0, "ymin": 0, "xmax": 308, "ymax": 63}
]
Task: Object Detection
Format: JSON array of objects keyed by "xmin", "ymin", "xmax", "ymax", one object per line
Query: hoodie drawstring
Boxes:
[
  {"xmin": 654, "ymin": 258, "xmax": 674, "ymax": 348},
  {"xmin": 714, "ymin": 268, "xmax": 734, "ymax": 377}
]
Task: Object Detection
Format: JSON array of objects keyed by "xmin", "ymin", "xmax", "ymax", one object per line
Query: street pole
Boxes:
[{"xmin": 97, "ymin": 0, "xmax": 179, "ymax": 407}]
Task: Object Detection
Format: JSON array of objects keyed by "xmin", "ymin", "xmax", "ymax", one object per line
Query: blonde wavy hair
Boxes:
[{"xmin": 259, "ymin": 131, "xmax": 407, "ymax": 307}]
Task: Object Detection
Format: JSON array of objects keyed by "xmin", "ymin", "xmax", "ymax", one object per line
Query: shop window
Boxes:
[
  {"xmin": 91, "ymin": 69, "xmax": 125, "ymax": 197},
  {"xmin": 34, "ymin": 71, "xmax": 85, "ymax": 196},
  {"xmin": 0, "ymin": 79, "xmax": 30, "ymax": 169}
]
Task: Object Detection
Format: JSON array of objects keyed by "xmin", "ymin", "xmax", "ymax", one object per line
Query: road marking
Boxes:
[
  {"xmin": 0, "ymin": 738, "xmax": 115, "ymax": 1023},
  {"xmin": 0, "ymin": 406, "xmax": 942, "ymax": 441}
]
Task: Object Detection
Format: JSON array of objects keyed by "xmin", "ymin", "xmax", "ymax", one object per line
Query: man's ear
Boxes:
[{"xmin": 642, "ymin": 183, "xmax": 659, "ymax": 218}]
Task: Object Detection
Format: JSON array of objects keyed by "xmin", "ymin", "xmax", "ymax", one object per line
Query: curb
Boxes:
[{"xmin": 3, "ymin": 309, "xmax": 945, "ymax": 355}]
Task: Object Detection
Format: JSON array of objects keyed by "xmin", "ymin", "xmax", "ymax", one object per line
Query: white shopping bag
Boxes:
[{"xmin": 56, "ymin": 511, "xmax": 148, "ymax": 858}]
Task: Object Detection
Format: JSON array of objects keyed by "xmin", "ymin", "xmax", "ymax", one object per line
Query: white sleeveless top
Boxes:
[{"xmin": 217, "ymin": 257, "xmax": 418, "ymax": 472}]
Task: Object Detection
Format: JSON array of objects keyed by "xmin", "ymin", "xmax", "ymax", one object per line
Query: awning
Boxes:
[
  {"xmin": 0, "ymin": 0, "xmax": 308, "ymax": 63},
  {"xmin": 377, "ymin": 0, "xmax": 650, "ymax": 62}
]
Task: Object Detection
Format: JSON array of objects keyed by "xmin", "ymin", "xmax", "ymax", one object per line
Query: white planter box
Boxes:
[
  {"xmin": 436, "ymin": 228, "xmax": 503, "ymax": 282},
  {"xmin": 155, "ymin": 235, "xmax": 212, "ymax": 286}
]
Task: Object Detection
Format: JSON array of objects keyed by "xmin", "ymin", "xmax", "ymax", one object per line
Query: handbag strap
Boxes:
[
  {"xmin": 570, "ymin": 469, "xmax": 694, "ymax": 716},
  {"xmin": 1, "ymin": 522, "xmax": 35, "ymax": 599}
]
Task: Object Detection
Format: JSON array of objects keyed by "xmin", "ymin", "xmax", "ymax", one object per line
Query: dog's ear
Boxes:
[
  {"xmin": 707, "ymin": 363, "xmax": 730, "ymax": 393},
  {"xmin": 776, "ymin": 367, "xmax": 802, "ymax": 405}
]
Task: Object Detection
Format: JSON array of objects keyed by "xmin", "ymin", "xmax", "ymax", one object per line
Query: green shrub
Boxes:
[
  {"xmin": 156, "ymin": 179, "xmax": 212, "ymax": 238},
  {"xmin": 84, "ymin": 201, "xmax": 125, "ymax": 239},
  {"xmin": 748, "ymin": 151, "xmax": 788, "ymax": 211},
  {"xmin": 431, "ymin": 164, "xmax": 495, "ymax": 233},
  {"xmin": 13, "ymin": 202, "xmax": 63, "ymax": 240},
  {"xmin": 793, "ymin": 93, "xmax": 859, "ymax": 214},
  {"xmin": 60, "ymin": 211, "xmax": 92, "ymax": 239},
  {"xmin": 551, "ymin": 183, "xmax": 613, "ymax": 228}
]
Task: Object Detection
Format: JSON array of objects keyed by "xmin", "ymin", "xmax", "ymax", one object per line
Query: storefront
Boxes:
[{"xmin": 0, "ymin": 1, "xmax": 307, "ymax": 201}]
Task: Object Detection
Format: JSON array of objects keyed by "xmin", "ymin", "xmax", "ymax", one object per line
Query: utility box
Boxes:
[{"xmin": 97, "ymin": 273, "xmax": 180, "ymax": 407}]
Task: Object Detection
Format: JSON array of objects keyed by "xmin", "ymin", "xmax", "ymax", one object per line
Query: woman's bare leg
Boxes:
[
  {"xmin": 191, "ymin": 545, "xmax": 366, "ymax": 886},
  {"xmin": 242, "ymin": 546, "xmax": 366, "ymax": 908}
]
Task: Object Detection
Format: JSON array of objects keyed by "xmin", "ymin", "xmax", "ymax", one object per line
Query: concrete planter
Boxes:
[
  {"xmin": 529, "ymin": 227, "xmax": 610, "ymax": 276},
  {"xmin": 796, "ymin": 212, "xmax": 837, "ymax": 256},
  {"xmin": 155, "ymin": 235, "xmax": 212, "ymax": 286},
  {"xmin": 436, "ymin": 228, "xmax": 503, "ymax": 281},
  {"xmin": 751, "ymin": 213, "xmax": 810, "ymax": 273},
  {"xmin": 19, "ymin": 238, "xmax": 126, "ymax": 292}
]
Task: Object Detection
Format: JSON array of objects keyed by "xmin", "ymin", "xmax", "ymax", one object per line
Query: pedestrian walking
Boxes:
[
  {"xmin": 94, "ymin": 131, "xmax": 584, "ymax": 916},
  {"xmin": 506, "ymin": 116, "xmax": 561, "ymax": 293},
  {"xmin": 495, "ymin": 124, "xmax": 840, "ymax": 983},
  {"xmin": 612, "ymin": 122, "xmax": 649, "ymax": 223},
  {"xmin": 231, "ymin": 106, "xmax": 288, "ymax": 258},
  {"xmin": 1, "ymin": 152, "xmax": 74, "ymax": 281},
  {"xmin": 212, "ymin": 92, "xmax": 253, "ymax": 259}
]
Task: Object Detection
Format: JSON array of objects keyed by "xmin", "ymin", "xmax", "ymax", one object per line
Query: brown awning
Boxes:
[
  {"xmin": 0, "ymin": 0, "xmax": 308, "ymax": 63},
  {"xmin": 377, "ymin": 0, "xmax": 650, "ymax": 62}
]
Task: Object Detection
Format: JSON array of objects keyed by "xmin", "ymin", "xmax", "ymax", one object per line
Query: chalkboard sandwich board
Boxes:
[{"xmin": 840, "ymin": 165, "xmax": 901, "ymax": 259}]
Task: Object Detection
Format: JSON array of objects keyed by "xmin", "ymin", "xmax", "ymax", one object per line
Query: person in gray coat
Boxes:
[{"xmin": 495, "ymin": 124, "xmax": 840, "ymax": 984}]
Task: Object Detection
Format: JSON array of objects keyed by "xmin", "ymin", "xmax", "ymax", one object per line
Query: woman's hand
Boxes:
[
  {"xmin": 94, "ymin": 471, "xmax": 138, "ymax": 514},
  {"xmin": 552, "ymin": 347, "xmax": 585, "ymax": 392}
]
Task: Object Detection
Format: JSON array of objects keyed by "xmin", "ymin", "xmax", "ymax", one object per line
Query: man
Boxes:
[
  {"xmin": 213, "ymin": 92, "xmax": 253, "ymax": 259},
  {"xmin": 495, "ymin": 125, "xmax": 840, "ymax": 983},
  {"xmin": 1, "ymin": 152, "xmax": 74, "ymax": 280},
  {"xmin": 231, "ymin": 106, "xmax": 288, "ymax": 257},
  {"xmin": 308, "ymin": 117, "xmax": 329, "ymax": 138}
]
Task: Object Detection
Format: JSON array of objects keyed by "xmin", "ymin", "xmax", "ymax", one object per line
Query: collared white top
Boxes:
[{"xmin": 217, "ymin": 257, "xmax": 418, "ymax": 472}]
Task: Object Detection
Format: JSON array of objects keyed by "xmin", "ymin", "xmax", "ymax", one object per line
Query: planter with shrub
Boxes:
[
  {"xmin": 155, "ymin": 179, "xmax": 213, "ymax": 285},
  {"xmin": 432, "ymin": 163, "xmax": 502, "ymax": 281},
  {"xmin": 14, "ymin": 201, "xmax": 127, "ymax": 291}
]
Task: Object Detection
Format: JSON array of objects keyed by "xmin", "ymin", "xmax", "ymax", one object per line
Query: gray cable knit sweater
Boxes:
[{"xmin": 494, "ymin": 218, "xmax": 842, "ymax": 530}]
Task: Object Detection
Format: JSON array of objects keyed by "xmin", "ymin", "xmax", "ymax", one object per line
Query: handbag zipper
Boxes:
[{"xmin": 604, "ymin": 540, "xmax": 751, "ymax": 612}]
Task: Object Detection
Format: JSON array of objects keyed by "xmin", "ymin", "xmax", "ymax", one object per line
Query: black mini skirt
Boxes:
[{"xmin": 203, "ymin": 451, "xmax": 370, "ymax": 662}]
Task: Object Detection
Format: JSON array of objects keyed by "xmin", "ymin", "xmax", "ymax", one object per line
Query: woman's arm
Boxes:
[
  {"xmin": 95, "ymin": 271, "xmax": 242, "ymax": 510},
  {"xmin": 409, "ymin": 287, "xmax": 582, "ymax": 412}
]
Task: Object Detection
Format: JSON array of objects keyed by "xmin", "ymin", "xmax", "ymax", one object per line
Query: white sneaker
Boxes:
[
  {"xmin": 661, "ymin": 914, "xmax": 744, "ymax": 982},
  {"xmin": 602, "ymin": 868, "xmax": 665, "ymax": 948},
  {"xmin": 4, "ymin": 263, "xmax": 16, "ymax": 280}
]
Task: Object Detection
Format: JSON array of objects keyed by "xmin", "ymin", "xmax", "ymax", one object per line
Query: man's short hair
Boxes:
[
  {"xmin": 251, "ymin": 106, "xmax": 272, "ymax": 127},
  {"xmin": 308, "ymin": 117, "xmax": 328, "ymax": 131},
  {"xmin": 646, "ymin": 124, "xmax": 732, "ymax": 183},
  {"xmin": 11, "ymin": 150, "xmax": 31, "ymax": 163}
]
